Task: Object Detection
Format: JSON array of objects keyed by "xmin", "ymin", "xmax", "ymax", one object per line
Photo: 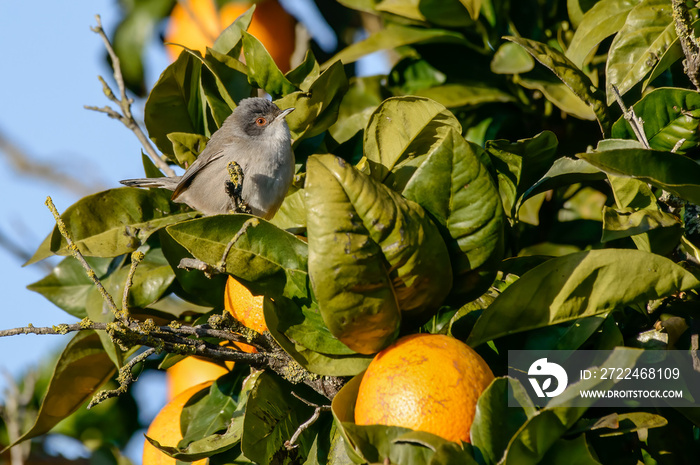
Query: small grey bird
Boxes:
[{"xmin": 121, "ymin": 98, "xmax": 295, "ymax": 220}]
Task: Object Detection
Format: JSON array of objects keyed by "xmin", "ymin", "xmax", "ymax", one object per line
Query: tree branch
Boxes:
[
  {"xmin": 86, "ymin": 15, "xmax": 176, "ymax": 177},
  {"xmin": 672, "ymin": 0, "xmax": 700, "ymax": 90}
]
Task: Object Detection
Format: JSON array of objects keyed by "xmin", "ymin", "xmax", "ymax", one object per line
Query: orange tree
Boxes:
[{"xmin": 4, "ymin": 0, "xmax": 700, "ymax": 463}]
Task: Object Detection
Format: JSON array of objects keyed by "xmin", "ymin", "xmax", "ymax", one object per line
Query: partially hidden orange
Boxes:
[
  {"xmin": 224, "ymin": 275, "xmax": 266, "ymax": 333},
  {"xmin": 165, "ymin": 0, "xmax": 296, "ymax": 72},
  {"xmin": 143, "ymin": 381, "xmax": 212, "ymax": 464},
  {"xmin": 354, "ymin": 333, "xmax": 494, "ymax": 444}
]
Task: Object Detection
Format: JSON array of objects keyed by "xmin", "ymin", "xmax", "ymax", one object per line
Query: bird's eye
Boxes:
[{"xmin": 255, "ymin": 117, "xmax": 267, "ymax": 126}]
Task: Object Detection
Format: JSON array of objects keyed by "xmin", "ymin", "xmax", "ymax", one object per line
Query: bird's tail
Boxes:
[{"xmin": 120, "ymin": 177, "xmax": 180, "ymax": 190}]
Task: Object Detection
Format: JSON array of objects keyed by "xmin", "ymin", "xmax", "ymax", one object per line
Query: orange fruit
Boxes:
[
  {"xmin": 165, "ymin": 0, "xmax": 296, "ymax": 72},
  {"xmin": 166, "ymin": 341, "xmax": 258, "ymax": 400},
  {"xmin": 166, "ymin": 356, "xmax": 229, "ymax": 401},
  {"xmin": 143, "ymin": 382, "xmax": 212, "ymax": 464},
  {"xmin": 354, "ymin": 334, "xmax": 494, "ymax": 444},
  {"xmin": 224, "ymin": 276, "xmax": 267, "ymax": 333}
]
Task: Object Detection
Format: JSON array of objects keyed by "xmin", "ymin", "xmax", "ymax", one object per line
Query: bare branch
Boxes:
[
  {"xmin": 87, "ymin": 15, "xmax": 176, "ymax": 177},
  {"xmin": 88, "ymin": 348, "xmax": 156, "ymax": 409},
  {"xmin": 285, "ymin": 393, "xmax": 331, "ymax": 450},
  {"xmin": 121, "ymin": 251, "xmax": 145, "ymax": 322}
]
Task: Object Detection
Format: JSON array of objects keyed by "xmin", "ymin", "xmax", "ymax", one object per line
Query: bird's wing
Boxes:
[{"xmin": 171, "ymin": 149, "xmax": 225, "ymax": 200}]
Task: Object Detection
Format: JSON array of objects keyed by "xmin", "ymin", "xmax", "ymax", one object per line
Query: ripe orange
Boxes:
[
  {"xmin": 224, "ymin": 275, "xmax": 267, "ymax": 333},
  {"xmin": 143, "ymin": 382, "xmax": 212, "ymax": 464},
  {"xmin": 354, "ymin": 334, "xmax": 494, "ymax": 443},
  {"xmin": 166, "ymin": 356, "xmax": 229, "ymax": 401},
  {"xmin": 165, "ymin": 0, "xmax": 296, "ymax": 72}
]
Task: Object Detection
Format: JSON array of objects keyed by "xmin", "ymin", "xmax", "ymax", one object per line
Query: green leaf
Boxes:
[
  {"xmin": 403, "ymin": 129, "xmax": 505, "ymax": 299},
  {"xmin": 419, "ymin": 0, "xmax": 474, "ymax": 27},
  {"xmin": 363, "ymin": 96, "xmax": 462, "ymax": 191},
  {"xmin": 242, "ymin": 31, "xmax": 297, "ymax": 98},
  {"xmin": 159, "ymin": 229, "xmax": 227, "ymax": 309},
  {"xmin": 467, "ymin": 249, "xmax": 700, "ymax": 346},
  {"xmin": 602, "ymin": 206, "xmax": 681, "ymax": 243},
  {"xmin": 145, "ymin": 51, "xmax": 204, "ymax": 157},
  {"xmin": 241, "ymin": 372, "xmax": 320, "ymax": 464},
  {"xmin": 286, "ymin": 50, "xmax": 320, "ymax": 88},
  {"xmin": 471, "ymin": 377, "xmax": 535, "ymax": 464},
  {"xmin": 322, "ymin": 25, "xmax": 469, "ymax": 69},
  {"xmin": 491, "ymin": 42, "xmax": 535, "ymax": 74},
  {"xmin": 414, "ymin": 83, "xmax": 516, "ymax": 109},
  {"xmin": 167, "ymin": 132, "xmax": 208, "ymax": 168},
  {"xmin": 8, "ymin": 331, "xmax": 115, "ymax": 447},
  {"xmin": 566, "ymin": 0, "xmax": 642, "ymax": 67},
  {"xmin": 540, "ymin": 435, "xmax": 602, "ymax": 465},
  {"xmin": 211, "ymin": 5, "xmax": 254, "ymax": 55},
  {"xmin": 142, "ymin": 152, "xmax": 165, "ymax": 178},
  {"xmin": 264, "ymin": 298, "xmax": 373, "ymax": 377},
  {"xmin": 578, "ymin": 148, "xmax": 700, "ymax": 204},
  {"xmin": 166, "ymin": 215, "xmax": 308, "ymax": 299},
  {"xmin": 27, "ymin": 256, "xmax": 114, "ymax": 318},
  {"xmin": 611, "ymin": 88, "xmax": 700, "ymax": 153},
  {"xmin": 605, "ymin": 0, "xmax": 676, "ymax": 104},
  {"xmin": 520, "ymin": 157, "xmax": 605, "ymax": 203},
  {"xmin": 517, "ymin": 77, "xmax": 596, "ymax": 120},
  {"xmin": 328, "ymin": 76, "xmax": 386, "ymax": 146},
  {"xmin": 275, "ymin": 61, "xmax": 349, "ymax": 142},
  {"xmin": 28, "ymin": 188, "xmax": 197, "ymax": 264},
  {"xmin": 486, "ymin": 130, "xmax": 559, "ymax": 218},
  {"xmin": 642, "ymin": 18, "xmax": 700, "ymax": 90},
  {"xmin": 505, "ymin": 36, "xmax": 611, "ymax": 135},
  {"xmin": 306, "ymin": 155, "xmax": 453, "ymax": 353},
  {"xmin": 269, "ymin": 188, "xmax": 307, "ymax": 232},
  {"xmin": 181, "ymin": 372, "xmax": 245, "ymax": 445}
]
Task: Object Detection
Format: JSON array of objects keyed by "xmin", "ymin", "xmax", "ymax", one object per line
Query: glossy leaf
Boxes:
[
  {"xmin": 264, "ymin": 298, "xmax": 372, "ymax": 377},
  {"xmin": 566, "ymin": 0, "xmax": 642, "ymax": 67},
  {"xmin": 328, "ymin": 75, "xmax": 385, "ymax": 146},
  {"xmin": 364, "ymin": 96, "xmax": 462, "ymax": 190},
  {"xmin": 145, "ymin": 52, "xmax": 204, "ymax": 156},
  {"xmin": 605, "ymin": 0, "xmax": 675, "ymax": 104},
  {"xmin": 505, "ymin": 36, "xmax": 611, "ymax": 135},
  {"xmin": 579, "ymin": 148, "xmax": 700, "ymax": 204},
  {"xmin": 518, "ymin": 77, "xmax": 596, "ymax": 120},
  {"xmin": 322, "ymin": 25, "xmax": 469, "ymax": 69},
  {"xmin": 602, "ymin": 206, "xmax": 681, "ymax": 242},
  {"xmin": 404, "ymin": 129, "xmax": 504, "ymax": 299},
  {"xmin": 419, "ymin": 0, "xmax": 474, "ymax": 27},
  {"xmin": 414, "ymin": 83, "xmax": 516, "ymax": 109},
  {"xmin": 611, "ymin": 88, "xmax": 700, "ymax": 153},
  {"xmin": 27, "ymin": 256, "xmax": 115, "ymax": 318},
  {"xmin": 9, "ymin": 331, "xmax": 115, "ymax": 446},
  {"xmin": 486, "ymin": 131, "xmax": 559, "ymax": 218},
  {"xmin": 520, "ymin": 157, "xmax": 605, "ymax": 203},
  {"xmin": 306, "ymin": 155, "xmax": 453, "ymax": 352},
  {"xmin": 167, "ymin": 132, "xmax": 208, "ymax": 168},
  {"xmin": 491, "ymin": 42, "xmax": 535, "ymax": 74},
  {"xmin": 211, "ymin": 5, "xmax": 254, "ymax": 55},
  {"xmin": 540, "ymin": 435, "xmax": 602, "ymax": 464},
  {"xmin": 242, "ymin": 31, "xmax": 296, "ymax": 98},
  {"xmin": 459, "ymin": 0, "xmax": 482, "ymax": 20},
  {"xmin": 275, "ymin": 61, "xmax": 349, "ymax": 142},
  {"xmin": 27, "ymin": 188, "xmax": 197, "ymax": 264},
  {"xmin": 166, "ymin": 214, "xmax": 309, "ymax": 300},
  {"xmin": 471, "ymin": 377, "xmax": 534, "ymax": 464},
  {"xmin": 241, "ymin": 372, "xmax": 319, "ymax": 464},
  {"xmin": 467, "ymin": 249, "xmax": 700, "ymax": 346}
]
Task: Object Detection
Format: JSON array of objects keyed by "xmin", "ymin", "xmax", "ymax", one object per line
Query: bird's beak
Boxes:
[{"xmin": 279, "ymin": 107, "xmax": 295, "ymax": 119}]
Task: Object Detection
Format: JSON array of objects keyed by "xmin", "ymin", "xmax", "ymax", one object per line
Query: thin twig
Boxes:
[
  {"xmin": 87, "ymin": 15, "xmax": 176, "ymax": 177},
  {"xmin": 218, "ymin": 217, "xmax": 260, "ymax": 272},
  {"xmin": 671, "ymin": 138, "xmax": 686, "ymax": 153},
  {"xmin": 121, "ymin": 251, "xmax": 145, "ymax": 323},
  {"xmin": 46, "ymin": 197, "xmax": 122, "ymax": 320},
  {"xmin": 88, "ymin": 348, "xmax": 156, "ymax": 409},
  {"xmin": 611, "ymin": 85, "xmax": 650, "ymax": 149},
  {"xmin": 284, "ymin": 393, "xmax": 331, "ymax": 450}
]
